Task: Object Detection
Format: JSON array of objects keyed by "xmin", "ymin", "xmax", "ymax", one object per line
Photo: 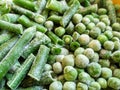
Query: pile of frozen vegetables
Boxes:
[{"xmin": 1, "ymin": 0, "xmax": 120, "ymax": 90}]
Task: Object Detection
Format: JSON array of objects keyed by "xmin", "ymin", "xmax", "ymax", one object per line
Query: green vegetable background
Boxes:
[{"xmin": 0, "ymin": 0, "xmax": 120, "ymax": 90}]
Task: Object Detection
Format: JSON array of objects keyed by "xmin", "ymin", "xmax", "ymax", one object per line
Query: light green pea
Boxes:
[
  {"xmin": 64, "ymin": 66, "xmax": 78, "ymax": 81},
  {"xmin": 55, "ymin": 55, "xmax": 64, "ymax": 62},
  {"xmin": 108, "ymin": 77, "xmax": 120, "ymax": 90},
  {"xmin": 49, "ymin": 81, "xmax": 62, "ymax": 90},
  {"xmin": 98, "ymin": 8, "xmax": 107, "ymax": 15},
  {"xmin": 114, "ymin": 41, "xmax": 120, "ymax": 50},
  {"xmin": 44, "ymin": 20, "xmax": 54, "ymax": 31},
  {"xmin": 78, "ymin": 34, "xmax": 90, "ymax": 46},
  {"xmin": 74, "ymin": 47, "xmax": 84, "ymax": 56},
  {"xmin": 54, "ymin": 26, "xmax": 65, "ymax": 37},
  {"xmin": 78, "ymin": 72, "xmax": 93, "ymax": 85},
  {"xmin": 87, "ymin": 62, "xmax": 101, "ymax": 78},
  {"xmin": 83, "ymin": 48, "xmax": 94, "ymax": 59},
  {"xmin": 77, "ymin": 82, "xmax": 88, "ymax": 90},
  {"xmin": 104, "ymin": 30, "xmax": 113, "ymax": 40},
  {"xmin": 89, "ymin": 82, "xmax": 101, "ymax": 90},
  {"xmin": 101, "ymin": 18, "xmax": 110, "ymax": 26},
  {"xmin": 112, "ymin": 23, "xmax": 120, "ymax": 32},
  {"xmin": 93, "ymin": 18, "xmax": 99, "ymax": 24},
  {"xmin": 75, "ymin": 54, "xmax": 89, "ymax": 68},
  {"xmin": 101, "ymin": 67, "xmax": 112, "ymax": 79},
  {"xmin": 72, "ymin": 13, "xmax": 83, "ymax": 24},
  {"xmin": 63, "ymin": 81, "xmax": 76, "ymax": 90},
  {"xmin": 44, "ymin": 64, "xmax": 52, "ymax": 71},
  {"xmin": 90, "ymin": 53, "xmax": 99, "ymax": 62},
  {"xmin": 113, "ymin": 69, "xmax": 120, "ymax": 79},
  {"xmin": 53, "ymin": 62, "xmax": 62, "ymax": 74},
  {"xmin": 62, "ymin": 54, "xmax": 74, "ymax": 67},
  {"xmin": 105, "ymin": 26, "xmax": 112, "ymax": 31},
  {"xmin": 82, "ymin": 17, "xmax": 90, "ymax": 25},
  {"xmin": 111, "ymin": 51, "xmax": 120, "ymax": 62},
  {"xmin": 87, "ymin": 22, "xmax": 95, "ymax": 30},
  {"xmin": 99, "ymin": 49, "xmax": 111, "ymax": 59},
  {"xmin": 97, "ymin": 78, "xmax": 107, "ymax": 89},
  {"xmin": 103, "ymin": 41, "xmax": 114, "ymax": 51},
  {"xmin": 75, "ymin": 23, "xmax": 86, "ymax": 34},
  {"xmin": 96, "ymin": 22, "xmax": 106, "ymax": 32},
  {"xmin": 112, "ymin": 37, "xmax": 119, "ymax": 42},
  {"xmin": 88, "ymin": 40, "xmax": 101, "ymax": 52},
  {"xmin": 99, "ymin": 15, "xmax": 109, "ymax": 20},
  {"xmin": 98, "ymin": 59, "xmax": 110, "ymax": 67},
  {"xmin": 97, "ymin": 34, "xmax": 108, "ymax": 45},
  {"xmin": 89, "ymin": 26, "xmax": 101, "ymax": 38}
]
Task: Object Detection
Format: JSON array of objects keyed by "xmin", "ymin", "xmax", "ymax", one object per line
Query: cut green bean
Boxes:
[
  {"xmin": 0, "ymin": 26, "xmax": 36, "ymax": 80},
  {"xmin": 66, "ymin": 22, "xmax": 74, "ymax": 34},
  {"xmin": 70, "ymin": 41, "xmax": 80, "ymax": 51},
  {"xmin": 18, "ymin": 15, "xmax": 47, "ymax": 33},
  {"xmin": 36, "ymin": 0, "xmax": 47, "ymax": 14},
  {"xmin": 7, "ymin": 54, "xmax": 35, "ymax": 90},
  {"xmin": 63, "ymin": 35, "xmax": 73, "ymax": 45},
  {"xmin": 0, "ymin": 32, "xmax": 14, "ymax": 45},
  {"xmin": 48, "ymin": 15, "xmax": 62, "ymax": 24},
  {"xmin": 11, "ymin": 4, "xmax": 45, "ymax": 24},
  {"xmin": 51, "ymin": 47, "xmax": 61, "ymax": 55},
  {"xmin": 0, "ymin": 13, "xmax": 20, "ymax": 23},
  {"xmin": 0, "ymin": 36, "xmax": 18, "ymax": 61},
  {"xmin": 13, "ymin": 0, "xmax": 38, "ymax": 11},
  {"xmin": 60, "ymin": 0, "xmax": 80, "ymax": 27},
  {"xmin": 105, "ymin": 0, "xmax": 116, "ymax": 24},
  {"xmin": 78, "ymin": 4, "xmax": 98, "ymax": 15},
  {"xmin": 28, "ymin": 45, "xmax": 50, "ymax": 81},
  {"xmin": 0, "ymin": 20, "xmax": 23, "ymax": 34},
  {"xmin": 47, "ymin": 31, "xmax": 64, "ymax": 45},
  {"xmin": 54, "ymin": 26, "xmax": 65, "ymax": 37},
  {"xmin": 22, "ymin": 31, "xmax": 51, "ymax": 59}
]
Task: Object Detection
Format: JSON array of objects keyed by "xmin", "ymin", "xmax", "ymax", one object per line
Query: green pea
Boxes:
[
  {"xmin": 83, "ymin": 48, "xmax": 94, "ymax": 59},
  {"xmin": 97, "ymin": 34, "xmax": 108, "ymax": 45},
  {"xmin": 98, "ymin": 59, "xmax": 110, "ymax": 67},
  {"xmin": 113, "ymin": 69, "xmax": 120, "ymax": 79},
  {"xmin": 103, "ymin": 41, "xmax": 114, "ymax": 51},
  {"xmin": 82, "ymin": 17, "xmax": 90, "ymax": 25},
  {"xmin": 53, "ymin": 62, "xmax": 62, "ymax": 74},
  {"xmin": 77, "ymin": 82, "xmax": 88, "ymax": 90},
  {"xmin": 75, "ymin": 23, "xmax": 86, "ymax": 34},
  {"xmin": 101, "ymin": 67, "xmax": 112, "ymax": 79},
  {"xmin": 63, "ymin": 81, "xmax": 76, "ymax": 90},
  {"xmin": 74, "ymin": 47, "xmax": 84, "ymax": 56},
  {"xmin": 87, "ymin": 62, "xmax": 101, "ymax": 78},
  {"xmin": 97, "ymin": 78, "xmax": 107, "ymax": 89},
  {"xmin": 72, "ymin": 13, "xmax": 83, "ymax": 24},
  {"xmin": 99, "ymin": 49, "xmax": 111, "ymax": 59},
  {"xmin": 49, "ymin": 81, "xmax": 62, "ymax": 90},
  {"xmin": 75, "ymin": 54, "xmax": 89, "ymax": 68},
  {"xmin": 89, "ymin": 82, "xmax": 101, "ymax": 90},
  {"xmin": 87, "ymin": 22, "xmax": 95, "ymax": 30}
]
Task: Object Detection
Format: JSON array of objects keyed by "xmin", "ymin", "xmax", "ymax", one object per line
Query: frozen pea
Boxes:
[
  {"xmin": 54, "ymin": 26, "xmax": 65, "ymax": 37},
  {"xmin": 87, "ymin": 62, "xmax": 101, "ymax": 78},
  {"xmin": 93, "ymin": 18, "xmax": 99, "ymax": 24},
  {"xmin": 99, "ymin": 49, "xmax": 111, "ymax": 59},
  {"xmin": 63, "ymin": 66, "xmax": 78, "ymax": 81},
  {"xmin": 75, "ymin": 23, "xmax": 86, "ymax": 34},
  {"xmin": 88, "ymin": 40, "xmax": 101, "ymax": 52},
  {"xmin": 53, "ymin": 62, "xmax": 62, "ymax": 74},
  {"xmin": 97, "ymin": 78, "xmax": 107, "ymax": 89},
  {"xmin": 87, "ymin": 22, "xmax": 95, "ymax": 30},
  {"xmin": 96, "ymin": 22, "xmax": 106, "ymax": 32},
  {"xmin": 78, "ymin": 72, "xmax": 93, "ymax": 85},
  {"xmin": 111, "ymin": 51, "xmax": 120, "ymax": 62},
  {"xmin": 78, "ymin": 34, "xmax": 90, "ymax": 46},
  {"xmin": 98, "ymin": 8, "xmax": 107, "ymax": 15},
  {"xmin": 83, "ymin": 48, "xmax": 94, "ymax": 59},
  {"xmin": 104, "ymin": 30, "xmax": 113, "ymax": 40},
  {"xmin": 114, "ymin": 41, "xmax": 120, "ymax": 50},
  {"xmin": 98, "ymin": 59, "xmax": 110, "ymax": 67},
  {"xmin": 72, "ymin": 13, "xmax": 83, "ymax": 24},
  {"xmin": 85, "ymin": 15, "xmax": 94, "ymax": 22},
  {"xmin": 105, "ymin": 26, "xmax": 112, "ymax": 31},
  {"xmin": 101, "ymin": 18, "xmax": 110, "ymax": 26},
  {"xmin": 75, "ymin": 54, "xmax": 89, "ymax": 68},
  {"xmin": 89, "ymin": 82, "xmax": 101, "ymax": 90},
  {"xmin": 97, "ymin": 34, "xmax": 108, "ymax": 45},
  {"xmin": 44, "ymin": 64, "xmax": 52, "ymax": 71},
  {"xmin": 112, "ymin": 37, "xmax": 119, "ymax": 42},
  {"xmin": 74, "ymin": 47, "xmax": 84, "ymax": 56},
  {"xmin": 103, "ymin": 41, "xmax": 114, "ymax": 51},
  {"xmin": 77, "ymin": 82, "xmax": 88, "ymax": 90},
  {"xmin": 89, "ymin": 27, "xmax": 101, "ymax": 38},
  {"xmin": 44, "ymin": 20, "xmax": 54, "ymax": 31},
  {"xmin": 90, "ymin": 53, "xmax": 99, "ymax": 62},
  {"xmin": 49, "ymin": 81, "xmax": 62, "ymax": 90},
  {"xmin": 113, "ymin": 69, "xmax": 120, "ymax": 79},
  {"xmin": 99, "ymin": 15, "xmax": 109, "ymax": 20},
  {"xmin": 108, "ymin": 77, "xmax": 120, "ymax": 90},
  {"xmin": 82, "ymin": 17, "xmax": 90, "ymax": 25},
  {"xmin": 101, "ymin": 67, "xmax": 112, "ymax": 79},
  {"xmin": 112, "ymin": 23, "xmax": 120, "ymax": 32},
  {"xmin": 63, "ymin": 81, "xmax": 76, "ymax": 90},
  {"xmin": 55, "ymin": 55, "xmax": 64, "ymax": 62},
  {"xmin": 62, "ymin": 54, "xmax": 74, "ymax": 67}
]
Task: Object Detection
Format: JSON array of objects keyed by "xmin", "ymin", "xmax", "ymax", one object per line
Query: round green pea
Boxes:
[
  {"xmin": 72, "ymin": 13, "xmax": 83, "ymax": 24},
  {"xmin": 89, "ymin": 82, "xmax": 101, "ymax": 90},
  {"xmin": 98, "ymin": 59, "xmax": 110, "ymax": 67},
  {"xmin": 82, "ymin": 17, "xmax": 90, "ymax": 25},
  {"xmin": 101, "ymin": 67, "xmax": 112, "ymax": 79},
  {"xmin": 83, "ymin": 48, "xmax": 95, "ymax": 59},
  {"xmin": 113, "ymin": 69, "xmax": 120, "ymax": 79},
  {"xmin": 63, "ymin": 81, "xmax": 76, "ymax": 90},
  {"xmin": 89, "ymin": 27, "xmax": 101, "ymax": 38},
  {"xmin": 75, "ymin": 23, "xmax": 86, "ymax": 34},
  {"xmin": 104, "ymin": 30, "xmax": 113, "ymax": 40},
  {"xmin": 87, "ymin": 22, "xmax": 95, "ymax": 30},
  {"xmin": 103, "ymin": 41, "xmax": 114, "ymax": 51},
  {"xmin": 98, "ymin": 8, "xmax": 107, "ymax": 15},
  {"xmin": 74, "ymin": 47, "xmax": 84, "ymax": 56},
  {"xmin": 77, "ymin": 82, "xmax": 88, "ymax": 90},
  {"xmin": 90, "ymin": 53, "xmax": 99, "ymax": 62},
  {"xmin": 111, "ymin": 51, "xmax": 120, "ymax": 62},
  {"xmin": 96, "ymin": 22, "xmax": 106, "ymax": 32},
  {"xmin": 53, "ymin": 62, "xmax": 63, "ymax": 74},
  {"xmin": 97, "ymin": 78, "xmax": 107, "ymax": 89},
  {"xmin": 99, "ymin": 49, "xmax": 111, "ymax": 59},
  {"xmin": 97, "ymin": 34, "xmax": 108, "ymax": 45},
  {"xmin": 49, "ymin": 81, "xmax": 62, "ymax": 90}
]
